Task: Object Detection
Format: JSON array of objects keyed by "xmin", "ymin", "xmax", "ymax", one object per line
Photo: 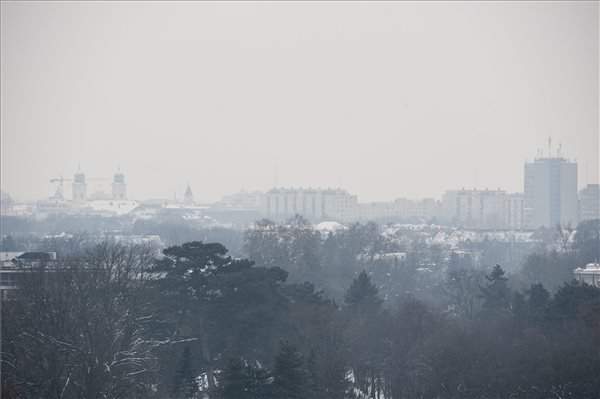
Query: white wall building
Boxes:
[{"xmin": 574, "ymin": 263, "xmax": 600, "ymax": 287}]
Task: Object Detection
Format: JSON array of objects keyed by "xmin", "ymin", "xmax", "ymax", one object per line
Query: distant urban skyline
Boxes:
[
  {"xmin": 1, "ymin": 2, "xmax": 598, "ymax": 202},
  {"xmin": 1, "ymin": 147, "xmax": 597, "ymax": 205}
]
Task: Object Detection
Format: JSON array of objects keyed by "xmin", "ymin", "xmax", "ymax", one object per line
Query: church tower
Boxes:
[
  {"xmin": 184, "ymin": 184, "xmax": 194, "ymax": 206},
  {"xmin": 112, "ymin": 169, "xmax": 127, "ymax": 200},
  {"xmin": 72, "ymin": 167, "xmax": 87, "ymax": 202}
]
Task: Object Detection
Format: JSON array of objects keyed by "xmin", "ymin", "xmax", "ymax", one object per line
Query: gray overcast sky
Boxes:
[{"xmin": 1, "ymin": 1, "xmax": 598, "ymax": 202}]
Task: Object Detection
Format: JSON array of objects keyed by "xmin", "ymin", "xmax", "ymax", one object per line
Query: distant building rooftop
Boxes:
[
  {"xmin": 267, "ymin": 187, "xmax": 351, "ymax": 195},
  {"xmin": 16, "ymin": 252, "xmax": 56, "ymax": 261},
  {"xmin": 574, "ymin": 263, "xmax": 600, "ymax": 287}
]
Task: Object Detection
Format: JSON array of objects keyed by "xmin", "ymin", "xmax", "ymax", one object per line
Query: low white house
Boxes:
[{"xmin": 573, "ymin": 263, "xmax": 600, "ymax": 288}]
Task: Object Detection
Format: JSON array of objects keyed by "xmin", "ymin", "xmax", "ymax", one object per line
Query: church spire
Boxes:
[{"xmin": 184, "ymin": 184, "xmax": 194, "ymax": 205}]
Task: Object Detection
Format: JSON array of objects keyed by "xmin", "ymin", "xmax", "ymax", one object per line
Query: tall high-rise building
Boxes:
[
  {"xmin": 112, "ymin": 170, "xmax": 127, "ymax": 200},
  {"xmin": 579, "ymin": 184, "xmax": 600, "ymax": 222},
  {"xmin": 524, "ymin": 156, "xmax": 578, "ymax": 228},
  {"xmin": 72, "ymin": 170, "xmax": 87, "ymax": 202}
]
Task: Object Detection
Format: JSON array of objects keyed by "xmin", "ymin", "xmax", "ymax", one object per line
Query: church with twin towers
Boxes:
[{"xmin": 63, "ymin": 167, "xmax": 127, "ymax": 202}]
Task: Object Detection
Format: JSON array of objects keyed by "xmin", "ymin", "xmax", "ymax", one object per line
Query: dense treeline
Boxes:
[
  {"xmin": 2, "ymin": 218, "xmax": 599, "ymax": 399},
  {"xmin": 244, "ymin": 217, "xmax": 600, "ymax": 303},
  {"xmin": 0, "ymin": 218, "xmax": 245, "ymax": 256}
]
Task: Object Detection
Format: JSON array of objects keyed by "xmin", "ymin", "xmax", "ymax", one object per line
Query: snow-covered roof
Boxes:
[
  {"xmin": 574, "ymin": 263, "xmax": 600, "ymax": 274},
  {"xmin": 85, "ymin": 200, "xmax": 139, "ymax": 216},
  {"xmin": 315, "ymin": 221, "xmax": 347, "ymax": 232}
]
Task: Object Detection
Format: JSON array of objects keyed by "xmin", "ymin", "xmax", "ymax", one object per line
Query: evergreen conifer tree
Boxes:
[
  {"xmin": 480, "ymin": 264, "xmax": 511, "ymax": 315},
  {"xmin": 344, "ymin": 270, "xmax": 382, "ymax": 312},
  {"xmin": 272, "ymin": 341, "xmax": 309, "ymax": 399}
]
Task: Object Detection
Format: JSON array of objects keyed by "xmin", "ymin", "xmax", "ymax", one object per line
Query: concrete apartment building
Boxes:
[
  {"xmin": 505, "ymin": 193, "xmax": 525, "ymax": 230},
  {"xmin": 524, "ymin": 156, "xmax": 578, "ymax": 228},
  {"xmin": 263, "ymin": 188, "xmax": 358, "ymax": 221},
  {"xmin": 262, "ymin": 188, "xmax": 441, "ymax": 223},
  {"xmin": 442, "ymin": 189, "xmax": 509, "ymax": 229}
]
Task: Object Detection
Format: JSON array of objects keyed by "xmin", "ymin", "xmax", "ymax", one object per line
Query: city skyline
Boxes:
[
  {"xmin": 3, "ymin": 163, "xmax": 598, "ymax": 230},
  {"xmin": 1, "ymin": 2, "xmax": 598, "ymax": 202},
  {"xmin": 0, "ymin": 141, "xmax": 596, "ymax": 204},
  {"xmin": 2, "ymin": 3, "xmax": 599, "ymax": 396}
]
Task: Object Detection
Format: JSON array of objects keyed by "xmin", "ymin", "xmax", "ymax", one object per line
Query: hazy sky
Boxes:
[{"xmin": 1, "ymin": 1, "xmax": 598, "ymax": 203}]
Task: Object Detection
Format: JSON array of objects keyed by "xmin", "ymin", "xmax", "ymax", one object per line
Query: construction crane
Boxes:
[
  {"xmin": 49, "ymin": 176, "xmax": 109, "ymax": 200},
  {"xmin": 49, "ymin": 176, "xmax": 71, "ymax": 199}
]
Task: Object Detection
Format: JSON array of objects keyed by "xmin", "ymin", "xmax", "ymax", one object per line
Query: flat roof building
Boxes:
[
  {"xmin": 524, "ymin": 156, "xmax": 578, "ymax": 228},
  {"xmin": 579, "ymin": 184, "xmax": 599, "ymax": 222}
]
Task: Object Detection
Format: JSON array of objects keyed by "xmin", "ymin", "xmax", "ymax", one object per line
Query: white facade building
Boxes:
[{"xmin": 574, "ymin": 263, "xmax": 600, "ymax": 287}]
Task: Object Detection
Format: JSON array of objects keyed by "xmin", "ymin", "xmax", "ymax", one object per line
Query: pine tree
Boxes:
[
  {"xmin": 220, "ymin": 358, "xmax": 253, "ymax": 399},
  {"xmin": 480, "ymin": 264, "xmax": 511, "ymax": 315},
  {"xmin": 344, "ymin": 270, "xmax": 382, "ymax": 312},
  {"xmin": 272, "ymin": 341, "xmax": 309, "ymax": 399},
  {"xmin": 526, "ymin": 283, "xmax": 550, "ymax": 322},
  {"xmin": 220, "ymin": 357, "xmax": 272, "ymax": 399}
]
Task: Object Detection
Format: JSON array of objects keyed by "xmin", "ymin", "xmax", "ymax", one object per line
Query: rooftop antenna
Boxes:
[
  {"xmin": 548, "ymin": 136, "xmax": 552, "ymax": 158},
  {"xmin": 78, "ymin": 128, "xmax": 84, "ymax": 162},
  {"xmin": 557, "ymin": 143, "xmax": 562, "ymax": 158}
]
